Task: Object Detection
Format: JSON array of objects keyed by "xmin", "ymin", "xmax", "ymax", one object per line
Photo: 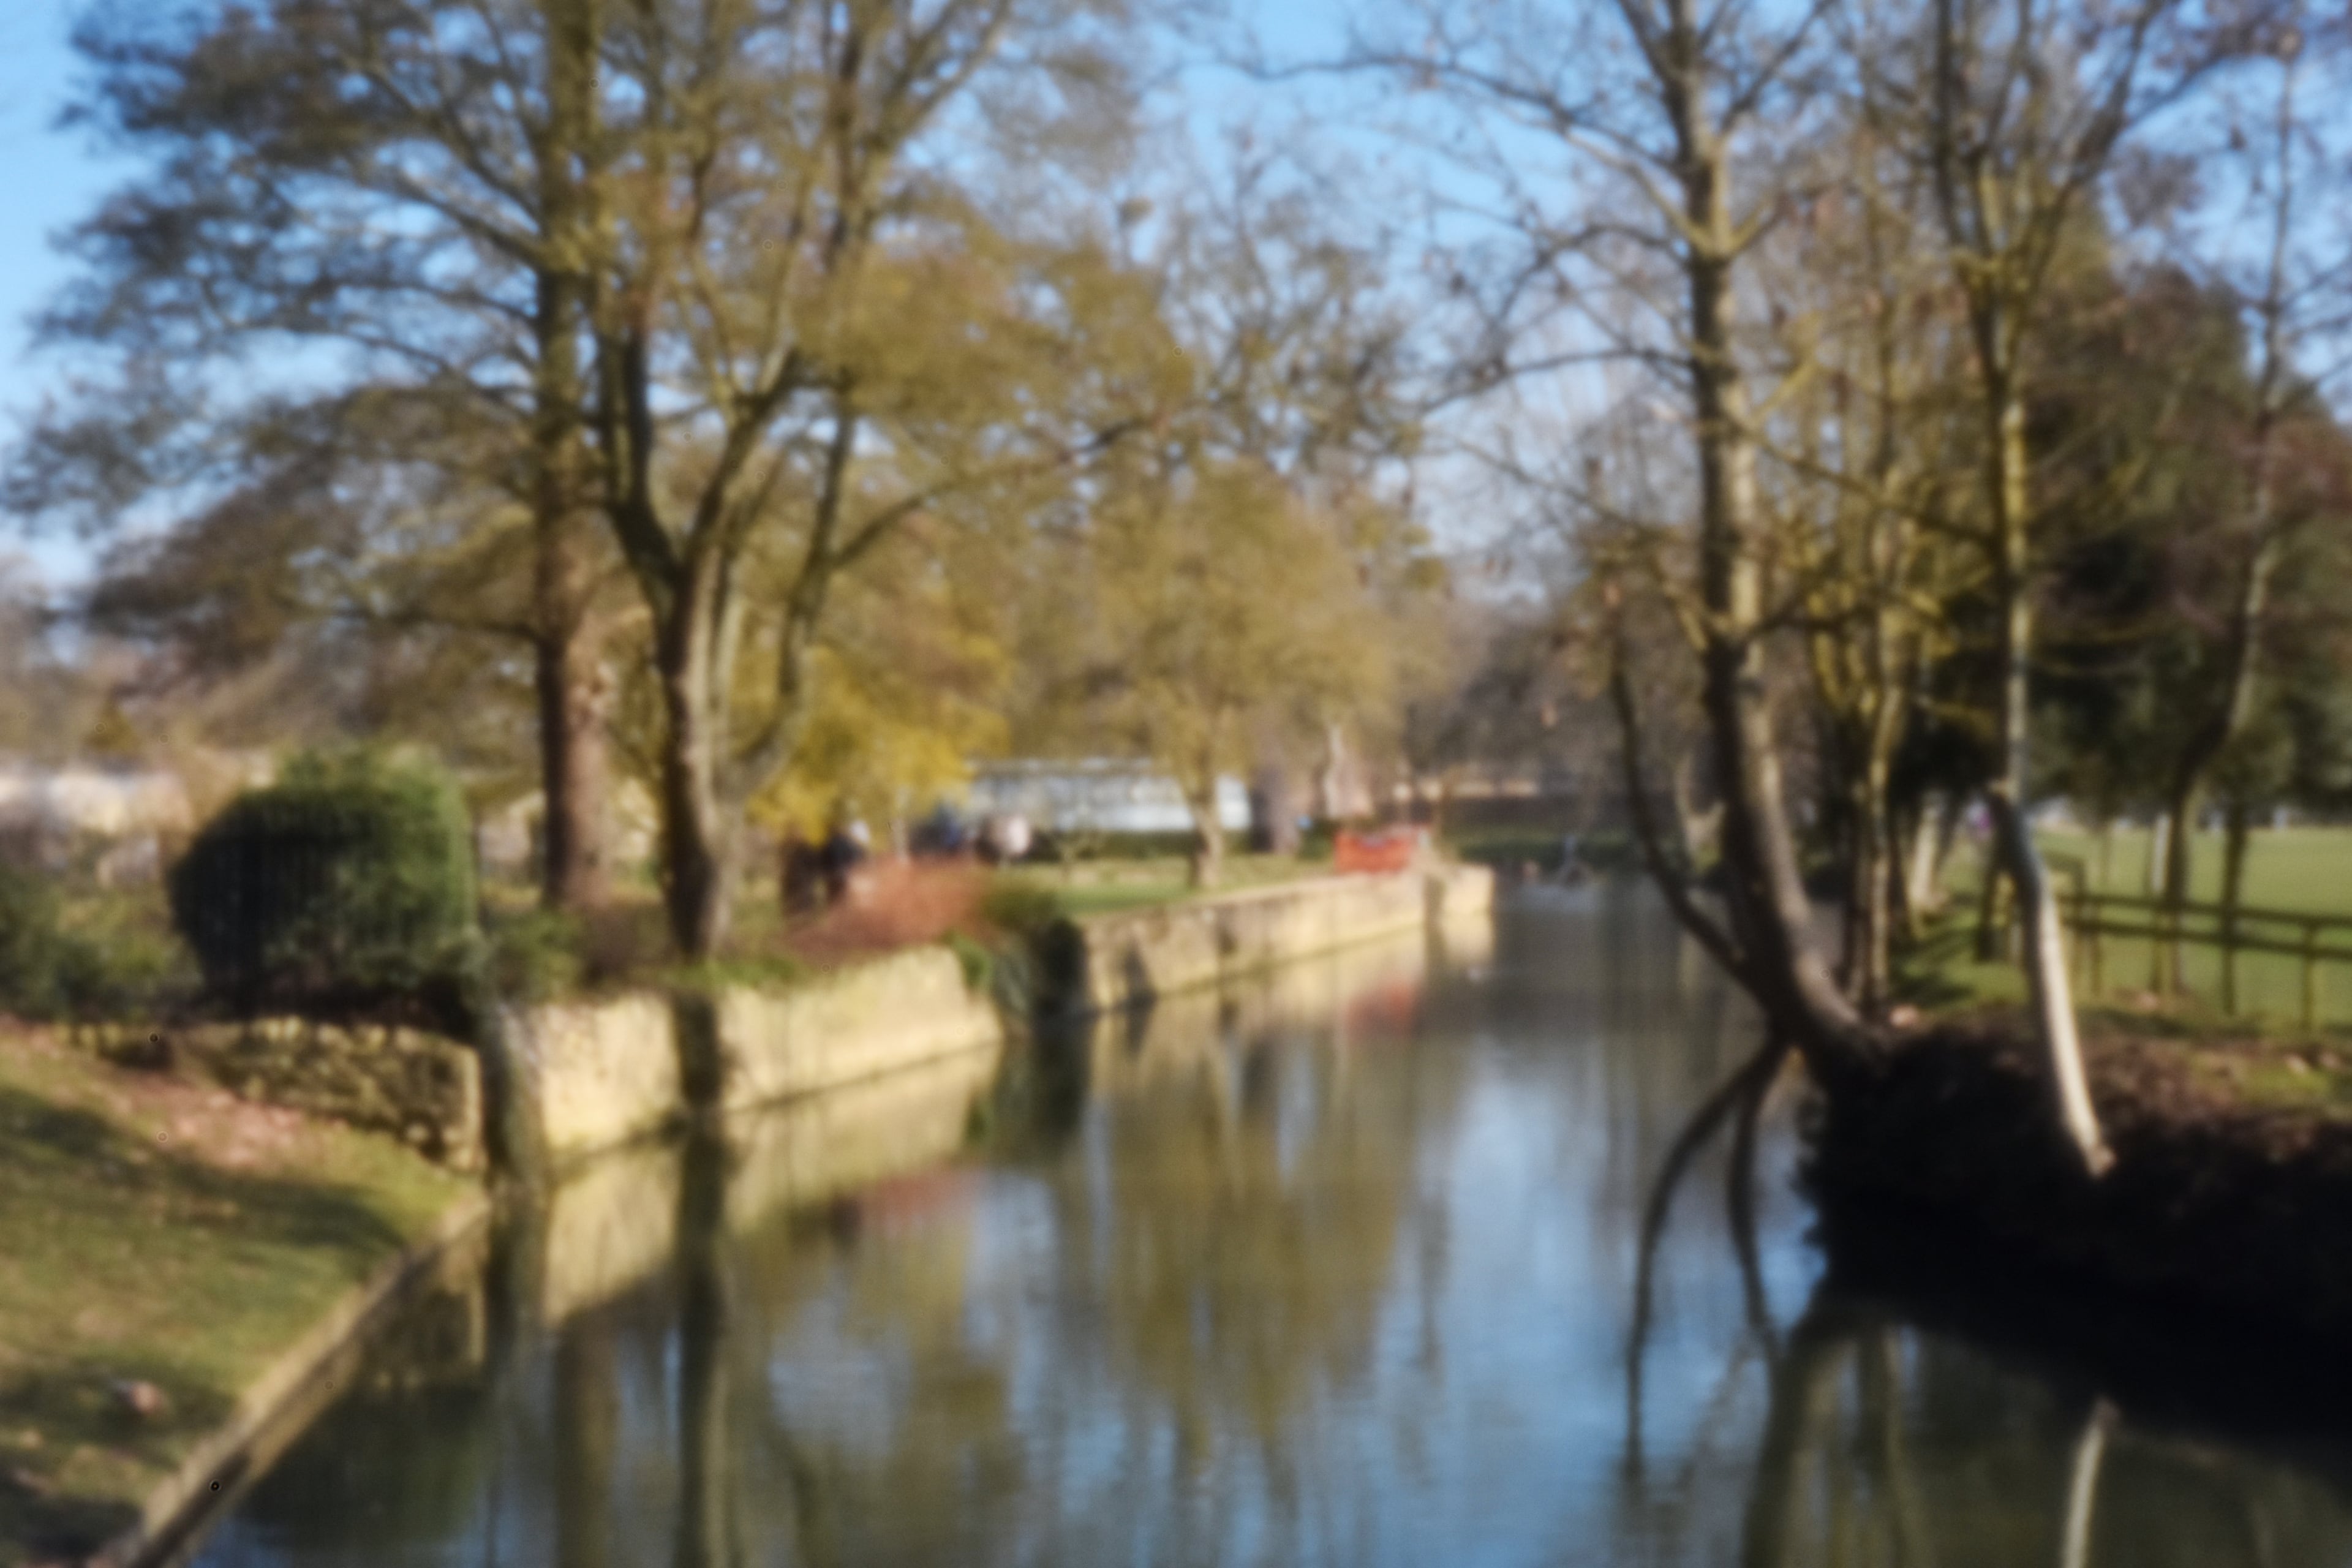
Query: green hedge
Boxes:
[
  {"xmin": 169, "ymin": 752, "xmax": 480, "ymax": 1021},
  {"xmin": 0, "ymin": 861, "xmax": 72, "ymax": 1019}
]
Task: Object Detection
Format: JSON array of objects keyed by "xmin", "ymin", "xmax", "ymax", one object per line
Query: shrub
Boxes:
[
  {"xmin": 0, "ymin": 861, "xmax": 70, "ymax": 1019},
  {"xmin": 54, "ymin": 889, "xmax": 198, "ymax": 1019},
  {"xmin": 485, "ymin": 908, "xmax": 586, "ymax": 1004},
  {"xmin": 169, "ymin": 751, "xmax": 480, "ymax": 1020},
  {"xmin": 978, "ymin": 878, "xmax": 1063, "ymax": 937}
]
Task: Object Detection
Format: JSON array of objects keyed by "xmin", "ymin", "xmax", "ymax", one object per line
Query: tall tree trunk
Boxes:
[
  {"xmin": 2144, "ymin": 810, "xmax": 2169, "ymax": 897},
  {"xmin": 2160, "ymin": 769, "xmax": 2198, "ymax": 993},
  {"xmin": 1675, "ymin": 111, "xmax": 1863, "ymax": 1064},
  {"xmin": 2220, "ymin": 799, "xmax": 2252, "ymax": 919},
  {"xmin": 1186, "ymin": 775, "xmax": 1226, "ymax": 890},
  {"xmin": 553, "ymin": 1315, "xmax": 618, "ymax": 1568},
  {"xmin": 2173, "ymin": 48, "xmax": 2295, "ymax": 1008},
  {"xmin": 1902, "ymin": 792, "xmax": 1948, "ymax": 934},
  {"xmin": 1317, "ymin": 721, "xmax": 1352, "ymax": 821},
  {"xmin": 1847, "ymin": 764, "xmax": 1893, "ymax": 1017},
  {"xmin": 1973, "ymin": 805, "xmax": 2007, "ymax": 962},
  {"xmin": 2158, "ymin": 527, "xmax": 2282, "ymax": 959},
  {"xmin": 2161, "ymin": 768, "xmax": 2199, "ymax": 907},
  {"xmin": 529, "ymin": 0, "xmax": 611, "ymax": 913},
  {"xmin": 1985, "ymin": 369, "xmax": 2111, "ymax": 1174},
  {"xmin": 672, "ymin": 1133, "xmax": 734, "ymax": 1568},
  {"xmin": 2220, "ymin": 796, "xmax": 2252, "ymax": 1014},
  {"xmin": 657, "ymin": 558, "xmax": 737, "ymax": 959},
  {"xmin": 534, "ymin": 538, "xmax": 611, "ymax": 910},
  {"xmin": 1248, "ymin": 763, "xmax": 1300, "ymax": 856},
  {"xmin": 1670, "ymin": 750, "xmax": 1721, "ymax": 869}
]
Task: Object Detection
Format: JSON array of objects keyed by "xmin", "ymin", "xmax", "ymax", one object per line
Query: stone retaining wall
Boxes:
[
  {"xmin": 497, "ymin": 944, "xmax": 1002, "ymax": 1172},
  {"xmin": 77, "ymin": 1017, "xmax": 483, "ymax": 1169},
  {"xmin": 709, "ymin": 946, "xmax": 1002, "ymax": 1115},
  {"xmin": 71, "ymin": 867, "xmax": 1494, "ymax": 1178},
  {"xmin": 1042, "ymin": 864, "xmax": 1493, "ymax": 1016},
  {"xmin": 499, "ymin": 992, "xmax": 682, "ymax": 1167},
  {"xmin": 486, "ymin": 870, "xmax": 1493, "ymax": 1171}
]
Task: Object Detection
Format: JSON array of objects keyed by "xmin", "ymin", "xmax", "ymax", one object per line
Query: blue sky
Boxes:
[
  {"xmin": 0, "ymin": 0, "xmax": 123, "ymax": 589},
  {"xmin": 0, "ymin": 2, "xmax": 1373, "ymax": 594}
]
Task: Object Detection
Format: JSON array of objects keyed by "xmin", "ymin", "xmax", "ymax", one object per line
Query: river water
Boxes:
[{"xmin": 189, "ymin": 886, "xmax": 2352, "ymax": 1566}]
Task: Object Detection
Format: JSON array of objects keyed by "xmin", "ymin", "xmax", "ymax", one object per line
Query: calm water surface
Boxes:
[{"xmin": 190, "ymin": 888, "xmax": 2352, "ymax": 1566}]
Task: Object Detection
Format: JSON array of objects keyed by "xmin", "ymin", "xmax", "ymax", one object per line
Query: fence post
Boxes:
[{"xmin": 2302, "ymin": 921, "xmax": 2320, "ymax": 1032}]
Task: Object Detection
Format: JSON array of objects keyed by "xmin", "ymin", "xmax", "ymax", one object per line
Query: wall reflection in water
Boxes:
[{"xmin": 190, "ymin": 889, "xmax": 2352, "ymax": 1567}]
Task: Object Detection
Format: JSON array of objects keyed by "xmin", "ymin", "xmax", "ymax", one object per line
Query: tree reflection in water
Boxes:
[
  {"xmin": 186, "ymin": 902, "xmax": 2352, "ymax": 1568},
  {"xmin": 1619, "ymin": 1273, "xmax": 2352, "ymax": 1568}
]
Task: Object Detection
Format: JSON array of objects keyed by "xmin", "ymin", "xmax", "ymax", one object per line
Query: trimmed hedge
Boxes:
[{"xmin": 169, "ymin": 752, "xmax": 480, "ymax": 1020}]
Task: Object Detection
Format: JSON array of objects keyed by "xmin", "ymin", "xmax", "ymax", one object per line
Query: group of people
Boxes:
[
  {"xmin": 780, "ymin": 806, "xmax": 1036, "ymax": 917},
  {"xmin": 907, "ymin": 804, "xmax": 1033, "ymax": 864},
  {"xmin": 780, "ymin": 819, "xmax": 873, "ymax": 916}
]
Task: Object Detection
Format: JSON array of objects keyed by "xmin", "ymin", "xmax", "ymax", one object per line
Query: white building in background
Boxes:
[
  {"xmin": 0, "ymin": 762, "xmax": 200, "ymax": 883},
  {"xmin": 472, "ymin": 779, "xmax": 661, "ymax": 878},
  {"xmin": 963, "ymin": 761, "xmax": 1250, "ymax": 836}
]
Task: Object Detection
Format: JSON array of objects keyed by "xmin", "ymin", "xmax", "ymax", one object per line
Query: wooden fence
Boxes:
[{"xmin": 2045, "ymin": 861, "xmax": 2352, "ymax": 1027}]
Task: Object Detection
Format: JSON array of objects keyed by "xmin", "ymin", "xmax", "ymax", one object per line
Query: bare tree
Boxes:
[
  {"xmin": 1846, "ymin": 0, "xmax": 2234, "ymax": 1171},
  {"xmin": 575, "ymin": 0, "xmax": 1145, "ymax": 955},
  {"xmin": 2156, "ymin": 7, "xmax": 2351, "ymax": 929},
  {"xmin": 1333, "ymin": 0, "xmax": 1871, "ymax": 1064}
]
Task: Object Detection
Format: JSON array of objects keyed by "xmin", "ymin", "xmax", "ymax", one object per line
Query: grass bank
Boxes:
[
  {"xmin": 1896, "ymin": 901, "xmax": 2352, "ymax": 1110},
  {"xmin": 0, "ymin": 1026, "xmax": 470, "ymax": 1567},
  {"xmin": 1809, "ymin": 1012, "xmax": 2352, "ymax": 1363},
  {"xmin": 1834, "ymin": 856, "xmax": 2352, "ymax": 1359}
]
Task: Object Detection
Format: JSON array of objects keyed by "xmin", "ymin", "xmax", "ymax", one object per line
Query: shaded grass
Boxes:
[{"xmin": 0, "ymin": 1030, "xmax": 467, "ymax": 1567}]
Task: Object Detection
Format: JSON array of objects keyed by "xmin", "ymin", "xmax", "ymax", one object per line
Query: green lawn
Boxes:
[
  {"xmin": 993, "ymin": 853, "xmax": 1330, "ymax": 920},
  {"xmin": 2037, "ymin": 823, "xmax": 2352, "ymax": 912},
  {"xmin": 0, "ymin": 1029, "xmax": 470, "ymax": 1566},
  {"xmin": 1919, "ymin": 824, "xmax": 2352, "ymax": 1032}
]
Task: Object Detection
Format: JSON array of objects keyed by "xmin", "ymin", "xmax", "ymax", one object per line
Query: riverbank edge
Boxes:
[
  {"xmin": 1034, "ymin": 863, "xmax": 1493, "ymax": 1019},
  {"xmin": 509, "ymin": 864, "xmax": 1494, "ymax": 1169},
  {"xmin": 1804, "ymin": 1020, "xmax": 2352, "ymax": 1352},
  {"xmin": 87, "ymin": 1188, "xmax": 494, "ymax": 1568},
  {"xmin": 69, "ymin": 865, "xmax": 1499, "ymax": 1566}
]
